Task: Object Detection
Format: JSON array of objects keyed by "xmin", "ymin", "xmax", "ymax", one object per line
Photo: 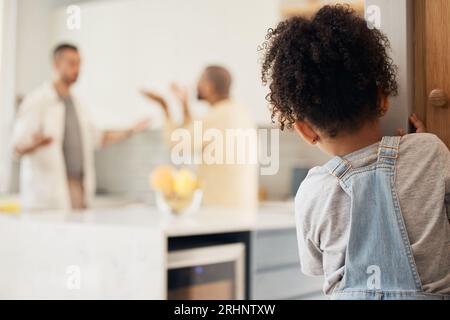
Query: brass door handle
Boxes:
[{"xmin": 429, "ymin": 89, "xmax": 448, "ymax": 108}]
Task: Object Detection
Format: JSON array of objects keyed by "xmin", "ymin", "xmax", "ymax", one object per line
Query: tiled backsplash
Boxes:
[
  {"xmin": 94, "ymin": 130, "xmax": 170, "ymax": 203},
  {"xmin": 9, "ymin": 128, "xmax": 330, "ymax": 203}
]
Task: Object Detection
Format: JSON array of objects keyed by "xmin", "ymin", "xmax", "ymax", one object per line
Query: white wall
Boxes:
[
  {"xmin": 15, "ymin": 0, "xmax": 54, "ymax": 95},
  {"xmin": 365, "ymin": 0, "xmax": 414, "ymax": 136},
  {"xmin": 15, "ymin": 0, "xmax": 105, "ymax": 95},
  {"xmin": 48, "ymin": 0, "xmax": 279, "ymax": 128},
  {"xmin": 0, "ymin": 0, "xmax": 17, "ymax": 192}
]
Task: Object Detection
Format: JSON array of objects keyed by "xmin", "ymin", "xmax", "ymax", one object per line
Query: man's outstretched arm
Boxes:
[{"xmin": 101, "ymin": 118, "xmax": 150, "ymax": 147}]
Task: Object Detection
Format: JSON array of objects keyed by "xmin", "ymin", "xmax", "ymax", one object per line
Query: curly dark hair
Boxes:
[{"xmin": 261, "ymin": 4, "xmax": 398, "ymax": 137}]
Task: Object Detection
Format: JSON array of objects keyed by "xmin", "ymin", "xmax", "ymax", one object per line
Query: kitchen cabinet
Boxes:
[{"xmin": 250, "ymin": 228, "xmax": 325, "ymax": 300}]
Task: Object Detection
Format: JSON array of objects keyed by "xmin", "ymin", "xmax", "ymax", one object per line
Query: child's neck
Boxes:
[{"xmin": 323, "ymin": 121, "xmax": 383, "ymax": 157}]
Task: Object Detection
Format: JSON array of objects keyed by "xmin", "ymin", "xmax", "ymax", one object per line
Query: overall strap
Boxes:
[
  {"xmin": 324, "ymin": 156, "xmax": 352, "ymax": 181},
  {"xmin": 377, "ymin": 136, "xmax": 401, "ymax": 166}
]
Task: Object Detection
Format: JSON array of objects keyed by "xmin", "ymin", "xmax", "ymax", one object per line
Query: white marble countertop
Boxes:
[{"xmin": 1, "ymin": 200, "xmax": 296, "ymax": 238}]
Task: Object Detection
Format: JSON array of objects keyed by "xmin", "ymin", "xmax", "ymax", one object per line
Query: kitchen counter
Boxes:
[
  {"xmin": 5, "ymin": 201, "xmax": 296, "ymax": 237},
  {"xmin": 0, "ymin": 200, "xmax": 297, "ymax": 299}
]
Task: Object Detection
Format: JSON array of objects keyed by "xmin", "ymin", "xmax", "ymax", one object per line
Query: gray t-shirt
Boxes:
[
  {"xmin": 295, "ymin": 133, "xmax": 450, "ymax": 295},
  {"xmin": 61, "ymin": 95, "xmax": 84, "ymax": 180}
]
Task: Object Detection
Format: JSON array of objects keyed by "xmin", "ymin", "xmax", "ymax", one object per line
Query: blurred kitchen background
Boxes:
[
  {"xmin": 2, "ymin": 0, "xmax": 345, "ymax": 203},
  {"xmin": 0, "ymin": 0, "xmax": 419, "ymax": 300}
]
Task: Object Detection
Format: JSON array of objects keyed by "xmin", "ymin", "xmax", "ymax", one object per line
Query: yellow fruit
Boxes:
[
  {"xmin": 0, "ymin": 201, "xmax": 21, "ymax": 215},
  {"xmin": 150, "ymin": 165, "xmax": 175, "ymax": 195},
  {"xmin": 173, "ymin": 168, "xmax": 198, "ymax": 197},
  {"xmin": 165, "ymin": 194, "xmax": 194, "ymax": 214}
]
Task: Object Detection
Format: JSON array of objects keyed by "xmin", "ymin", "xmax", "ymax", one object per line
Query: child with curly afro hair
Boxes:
[{"xmin": 261, "ymin": 4, "xmax": 450, "ymax": 300}]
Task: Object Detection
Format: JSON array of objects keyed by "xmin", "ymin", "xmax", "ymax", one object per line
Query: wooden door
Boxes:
[{"xmin": 415, "ymin": 0, "xmax": 450, "ymax": 148}]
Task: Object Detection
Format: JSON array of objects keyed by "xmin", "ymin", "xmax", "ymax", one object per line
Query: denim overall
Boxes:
[{"xmin": 325, "ymin": 136, "xmax": 449, "ymax": 300}]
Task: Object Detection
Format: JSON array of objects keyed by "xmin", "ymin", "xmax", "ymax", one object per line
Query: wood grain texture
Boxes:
[
  {"xmin": 423, "ymin": 0, "xmax": 450, "ymax": 147},
  {"xmin": 414, "ymin": 0, "xmax": 427, "ymax": 125}
]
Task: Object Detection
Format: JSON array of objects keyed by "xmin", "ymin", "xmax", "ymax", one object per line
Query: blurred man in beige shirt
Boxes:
[{"xmin": 142, "ymin": 66, "xmax": 258, "ymax": 210}]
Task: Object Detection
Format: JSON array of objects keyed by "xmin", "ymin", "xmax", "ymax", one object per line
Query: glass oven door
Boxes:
[{"xmin": 167, "ymin": 243, "xmax": 245, "ymax": 300}]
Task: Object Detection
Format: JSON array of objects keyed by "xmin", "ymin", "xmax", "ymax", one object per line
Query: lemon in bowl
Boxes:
[{"xmin": 150, "ymin": 166, "xmax": 202, "ymax": 216}]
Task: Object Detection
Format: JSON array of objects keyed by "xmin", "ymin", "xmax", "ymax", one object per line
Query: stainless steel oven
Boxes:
[{"xmin": 167, "ymin": 243, "xmax": 245, "ymax": 300}]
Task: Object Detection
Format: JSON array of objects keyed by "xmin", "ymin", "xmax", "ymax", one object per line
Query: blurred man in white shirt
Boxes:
[{"xmin": 13, "ymin": 44, "xmax": 149, "ymax": 210}]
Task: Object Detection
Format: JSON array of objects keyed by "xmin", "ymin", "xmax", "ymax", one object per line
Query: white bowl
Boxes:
[{"xmin": 155, "ymin": 190, "xmax": 203, "ymax": 217}]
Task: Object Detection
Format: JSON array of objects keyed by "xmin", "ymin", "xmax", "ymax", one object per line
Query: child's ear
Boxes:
[
  {"xmin": 293, "ymin": 120, "xmax": 320, "ymax": 145},
  {"xmin": 378, "ymin": 91, "xmax": 390, "ymax": 116}
]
